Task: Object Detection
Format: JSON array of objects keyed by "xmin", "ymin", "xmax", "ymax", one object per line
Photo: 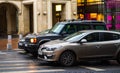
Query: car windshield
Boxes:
[
  {"xmin": 63, "ymin": 31, "xmax": 87, "ymax": 42},
  {"xmin": 38, "ymin": 29, "xmax": 50, "ymax": 34},
  {"xmin": 49, "ymin": 22, "xmax": 65, "ymax": 34}
]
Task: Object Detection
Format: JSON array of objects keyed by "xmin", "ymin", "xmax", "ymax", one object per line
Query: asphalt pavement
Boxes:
[{"xmin": 0, "ymin": 50, "xmax": 120, "ymax": 73}]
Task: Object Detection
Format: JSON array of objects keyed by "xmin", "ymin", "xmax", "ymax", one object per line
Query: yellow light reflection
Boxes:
[{"xmin": 90, "ymin": 13, "xmax": 97, "ymax": 18}]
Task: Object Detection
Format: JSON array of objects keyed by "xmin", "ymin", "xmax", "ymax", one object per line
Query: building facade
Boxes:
[
  {"xmin": 77, "ymin": 0, "xmax": 105, "ymax": 21},
  {"xmin": 0, "ymin": 0, "xmax": 77, "ymax": 36},
  {"xmin": 1, "ymin": 0, "xmax": 120, "ymax": 36},
  {"xmin": 77, "ymin": 0, "xmax": 120, "ymax": 30},
  {"xmin": 106, "ymin": 0, "xmax": 120, "ymax": 30}
]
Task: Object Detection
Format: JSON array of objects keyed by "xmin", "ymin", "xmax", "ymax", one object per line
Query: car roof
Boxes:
[
  {"xmin": 60, "ymin": 20, "xmax": 105, "ymax": 25},
  {"xmin": 79, "ymin": 30, "xmax": 120, "ymax": 34}
]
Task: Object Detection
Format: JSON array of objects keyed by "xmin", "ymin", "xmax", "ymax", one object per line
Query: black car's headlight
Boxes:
[
  {"xmin": 30, "ymin": 38, "xmax": 37, "ymax": 43},
  {"xmin": 20, "ymin": 39, "xmax": 25, "ymax": 42}
]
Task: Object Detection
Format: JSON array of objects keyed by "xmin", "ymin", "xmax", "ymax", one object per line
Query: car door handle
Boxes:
[{"xmin": 95, "ymin": 45, "xmax": 100, "ymax": 48}]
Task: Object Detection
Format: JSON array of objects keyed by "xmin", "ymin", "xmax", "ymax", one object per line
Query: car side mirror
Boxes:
[{"xmin": 80, "ymin": 39, "xmax": 87, "ymax": 44}]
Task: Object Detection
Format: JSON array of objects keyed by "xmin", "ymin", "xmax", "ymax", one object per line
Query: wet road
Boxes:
[{"xmin": 0, "ymin": 49, "xmax": 120, "ymax": 73}]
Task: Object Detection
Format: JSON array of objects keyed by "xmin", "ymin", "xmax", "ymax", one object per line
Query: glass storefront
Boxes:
[
  {"xmin": 106, "ymin": 0, "xmax": 120, "ymax": 30},
  {"xmin": 77, "ymin": 0, "xmax": 120, "ymax": 30},
  {"xmin": 77, "ymin": 0, "xmax": 104, "ymax": 21}
]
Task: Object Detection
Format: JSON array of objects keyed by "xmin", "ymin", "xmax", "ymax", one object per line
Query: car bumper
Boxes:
[
  {"xmin": 18, "ymin": 42, "xmax": 39, "ymax": 53},
  {"xmin": 38, "ymin": 50, "xmax": 60, "ymax": 61}
]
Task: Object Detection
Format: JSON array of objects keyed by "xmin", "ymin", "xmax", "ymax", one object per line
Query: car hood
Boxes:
[
  {"xmin": 42, "ymin": 39, "xmax": 70, "ymax": 48},
  {"xmin": 25, "ymin": 32, "xmax": 58, "ymax": 38}
]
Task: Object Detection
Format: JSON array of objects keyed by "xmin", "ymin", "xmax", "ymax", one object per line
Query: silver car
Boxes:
[{"xmin": 38, "ymin": 30, "xmax": 120, "ymax": 66}]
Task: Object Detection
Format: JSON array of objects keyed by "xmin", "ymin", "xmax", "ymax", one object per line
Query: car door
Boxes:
[
  {"xmin": 78, "ymin": 32, "xmax": 120, "ymax": 59},
  {"xmin": 61, "ymin": 24, "xmax": 77, "ymax": 37},
  {"xmin": 98, "ymin": 32, "xmax": 120, "ymax": 57},
  {"xmin": 78, "ymin": 32, "xmax": 103, "ymax": 59}
]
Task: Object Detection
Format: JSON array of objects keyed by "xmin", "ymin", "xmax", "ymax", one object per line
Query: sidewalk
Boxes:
[{"xmin": 0, "ymin": 38, "xmax": 19, "ymax": 50}]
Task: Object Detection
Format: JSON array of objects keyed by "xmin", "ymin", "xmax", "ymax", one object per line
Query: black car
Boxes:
[{"xmin": 18, "ymin": 20, "xmax": 107, "ymax": 56}]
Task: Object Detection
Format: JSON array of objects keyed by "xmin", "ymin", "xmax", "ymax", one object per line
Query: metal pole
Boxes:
[
  {"xmin": 19, "ymin": 34, "xmax": 23, "ymax": 40},
  {"xmin": 7, "ymin": 35, "xmax": 12, "ymax": 50},
  {"xmin": 104, "ymin": 0, "xmax": 107, "ymax": 23},
  {"xmin": 84, "ymin": 0, "xmax": 87, "ymax": 20}
]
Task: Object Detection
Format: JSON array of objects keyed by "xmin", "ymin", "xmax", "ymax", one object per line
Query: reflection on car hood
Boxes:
[
  {"xmin": 25, "ymin": 33, "xmax": 58, "ymax": 38},
  {"xmin": 42, "ymin": 39, "xmax": 70, "ymax": 47}
]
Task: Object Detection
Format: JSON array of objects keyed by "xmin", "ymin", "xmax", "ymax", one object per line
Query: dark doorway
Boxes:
[
  {"xmin": 0, "ymin": 3, "xmax": 18, "ymax": 37},
  {"xmin": 29, "ymin": 4, "xmax": 34, "ymax": 33},
  {"xmin": 52, "ymin": 3, "xmax": 65, "ymax": 26}
]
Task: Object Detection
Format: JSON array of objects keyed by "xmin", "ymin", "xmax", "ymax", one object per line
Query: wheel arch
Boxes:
[{"xmin": 39, "ymin": 39, "xmax": 51, "ymax": 45}]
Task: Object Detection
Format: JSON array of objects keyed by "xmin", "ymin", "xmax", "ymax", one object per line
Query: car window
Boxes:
[
  {"xmin": 100, "ymin": 32, "xmax": 120, "ymax": 41},
  {"xmin": 83, "ymin": 32, "xmax": 99, "ymax": 42},
  {"xmin": 93, "ymin": 25, "xmax": 106, "ymax": 30},
  {"xmin": 77, "ymin": 24, "xmax": 91, "ymax": 31},
  {"xmin": 63, "ymin": 32, "xmax": 87, "ymax": 42},
  {"xmin": 62, "ymin": 24, "xmax": 77, "ymax": 34},
  {"xmin": 113, "ymin": 34, "xmax": 120, "ymax": 40}
]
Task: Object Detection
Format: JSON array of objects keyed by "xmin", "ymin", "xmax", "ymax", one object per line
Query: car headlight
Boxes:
[
  {"xmin": 30, "ymin": 38, "xmax": 37, "ymax": 43},
  {"xmin": 46, "ymin": 47, "xmax": 56, "ymax": 51},
  {"xmin": 20, "ymin": 39, "xmax": 25, "ymax": 42},
  {"xmin": 45, "ymin": 46, "xmax": 62, "ymax": 51}
]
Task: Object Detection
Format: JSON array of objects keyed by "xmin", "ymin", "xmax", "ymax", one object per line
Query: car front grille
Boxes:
[
  {"xmin": 25, "ymin": 38, "xmax": 30, "ymax": 43},
  {"xmin": 38, "ymin": 55, "xmax": 44, "ymax": 59}
]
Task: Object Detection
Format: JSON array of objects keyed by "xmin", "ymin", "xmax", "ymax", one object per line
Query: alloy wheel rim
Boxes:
[{"xmin": 61, "ymin": 52, "xmax": 74, "ymax": 66}]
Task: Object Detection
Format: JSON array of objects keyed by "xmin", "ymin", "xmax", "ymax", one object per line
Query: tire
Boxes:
[
  {"xmin": 117, "ymin": 52, "xmax": 120, "ymax": 64},
  {"xmin": 24, "ymin": 49, "xmax": 29, "ymax": 53},
  {"xmin": 32, "ymin": 53, "xmax": 38, "ymax": 58},
  {"xmin": 59, "ymin": 51, "xmax": 76, "ymax": 66}
]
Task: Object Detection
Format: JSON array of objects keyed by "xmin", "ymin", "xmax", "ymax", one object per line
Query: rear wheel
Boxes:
[{"xmin": 59, "ymin": 51, "xmax": 76, "ymax": 66}]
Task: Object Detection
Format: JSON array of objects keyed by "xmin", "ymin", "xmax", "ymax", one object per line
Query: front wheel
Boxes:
[{"xmin": 59, "ymin": 51, "xmax": 76, "ymax": 66}]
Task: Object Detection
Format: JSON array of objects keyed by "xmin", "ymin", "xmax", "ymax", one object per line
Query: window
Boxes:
[
  {"xmin": 100, "ymin": 32, "xmax": 120, "ymax": 41},
  {"xmin": 93, "ymin": 25, "xmax": 106, "ymax": 30},
  {"xmin": 77, "ymin": 24, "xmax": 91, "ymax": 31},
  {"xmin": 62, "ymin": 24, "xmax": 77, "ymax": 34},
  {"xmin": 84, "ymin": 32, "xmax": 99, "ymax": 42},
  {"xmin": 113, "ymin": 34, "xmax": 120, "ymax": 40},
  {"xmin": 50, "ymin": 22, "xmax": 65, "ymax": 34}
]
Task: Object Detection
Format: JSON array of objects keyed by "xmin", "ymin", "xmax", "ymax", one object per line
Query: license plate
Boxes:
[
  {"xmin": 25, "ymin": 44, "xmax": 28, "ymax": 47},
  {"xmin": 19, "ymin": 43, "xmax": 23, "ymax": 46}
]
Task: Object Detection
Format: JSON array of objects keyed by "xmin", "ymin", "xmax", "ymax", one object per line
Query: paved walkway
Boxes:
[{"xmin": 0, "ymin": 38, "xmax": 19, "ymax": 50}]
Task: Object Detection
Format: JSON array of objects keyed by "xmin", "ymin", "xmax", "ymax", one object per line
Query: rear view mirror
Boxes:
[{"xmin": 80, "ymin": 39, "xmax": 87, "ymax": 44}]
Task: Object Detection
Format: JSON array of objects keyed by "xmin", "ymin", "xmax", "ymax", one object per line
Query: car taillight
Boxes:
[{"xmin": 30, "ymin": 38, "xmax": 37, "ymax": 43}]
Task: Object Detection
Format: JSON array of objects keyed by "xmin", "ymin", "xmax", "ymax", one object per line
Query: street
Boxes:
[{"xmin": 0, "ymin": 49, "xmax": 120, "ymax": 73}]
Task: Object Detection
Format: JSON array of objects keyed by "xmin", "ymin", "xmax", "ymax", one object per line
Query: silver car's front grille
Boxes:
[{"xmin": 41, "ymin": 47, "xmax": 46, "ymax": 51}]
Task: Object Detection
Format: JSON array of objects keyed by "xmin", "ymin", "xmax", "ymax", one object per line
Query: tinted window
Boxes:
[
  {"xmin": 83, "ymin": 32, "xmax": 99, "ymax": 42},
  {"xmin": 113, "ymin": 34, "xmax": 120, "ymax": 40},
  {"xmin": 93, "ymin": 25, "xmax": 106, "ymax": 30},
  {"xmin": 77, "ymin": 24, "xmax": 91, "ymax": 31},
  {"xmin": 100, "ymin": 32, "xmax": 120, "ymax": 41},
  {"xmin": 62, "ymin": 24, "xmax": 77, "ymax": 34}
]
